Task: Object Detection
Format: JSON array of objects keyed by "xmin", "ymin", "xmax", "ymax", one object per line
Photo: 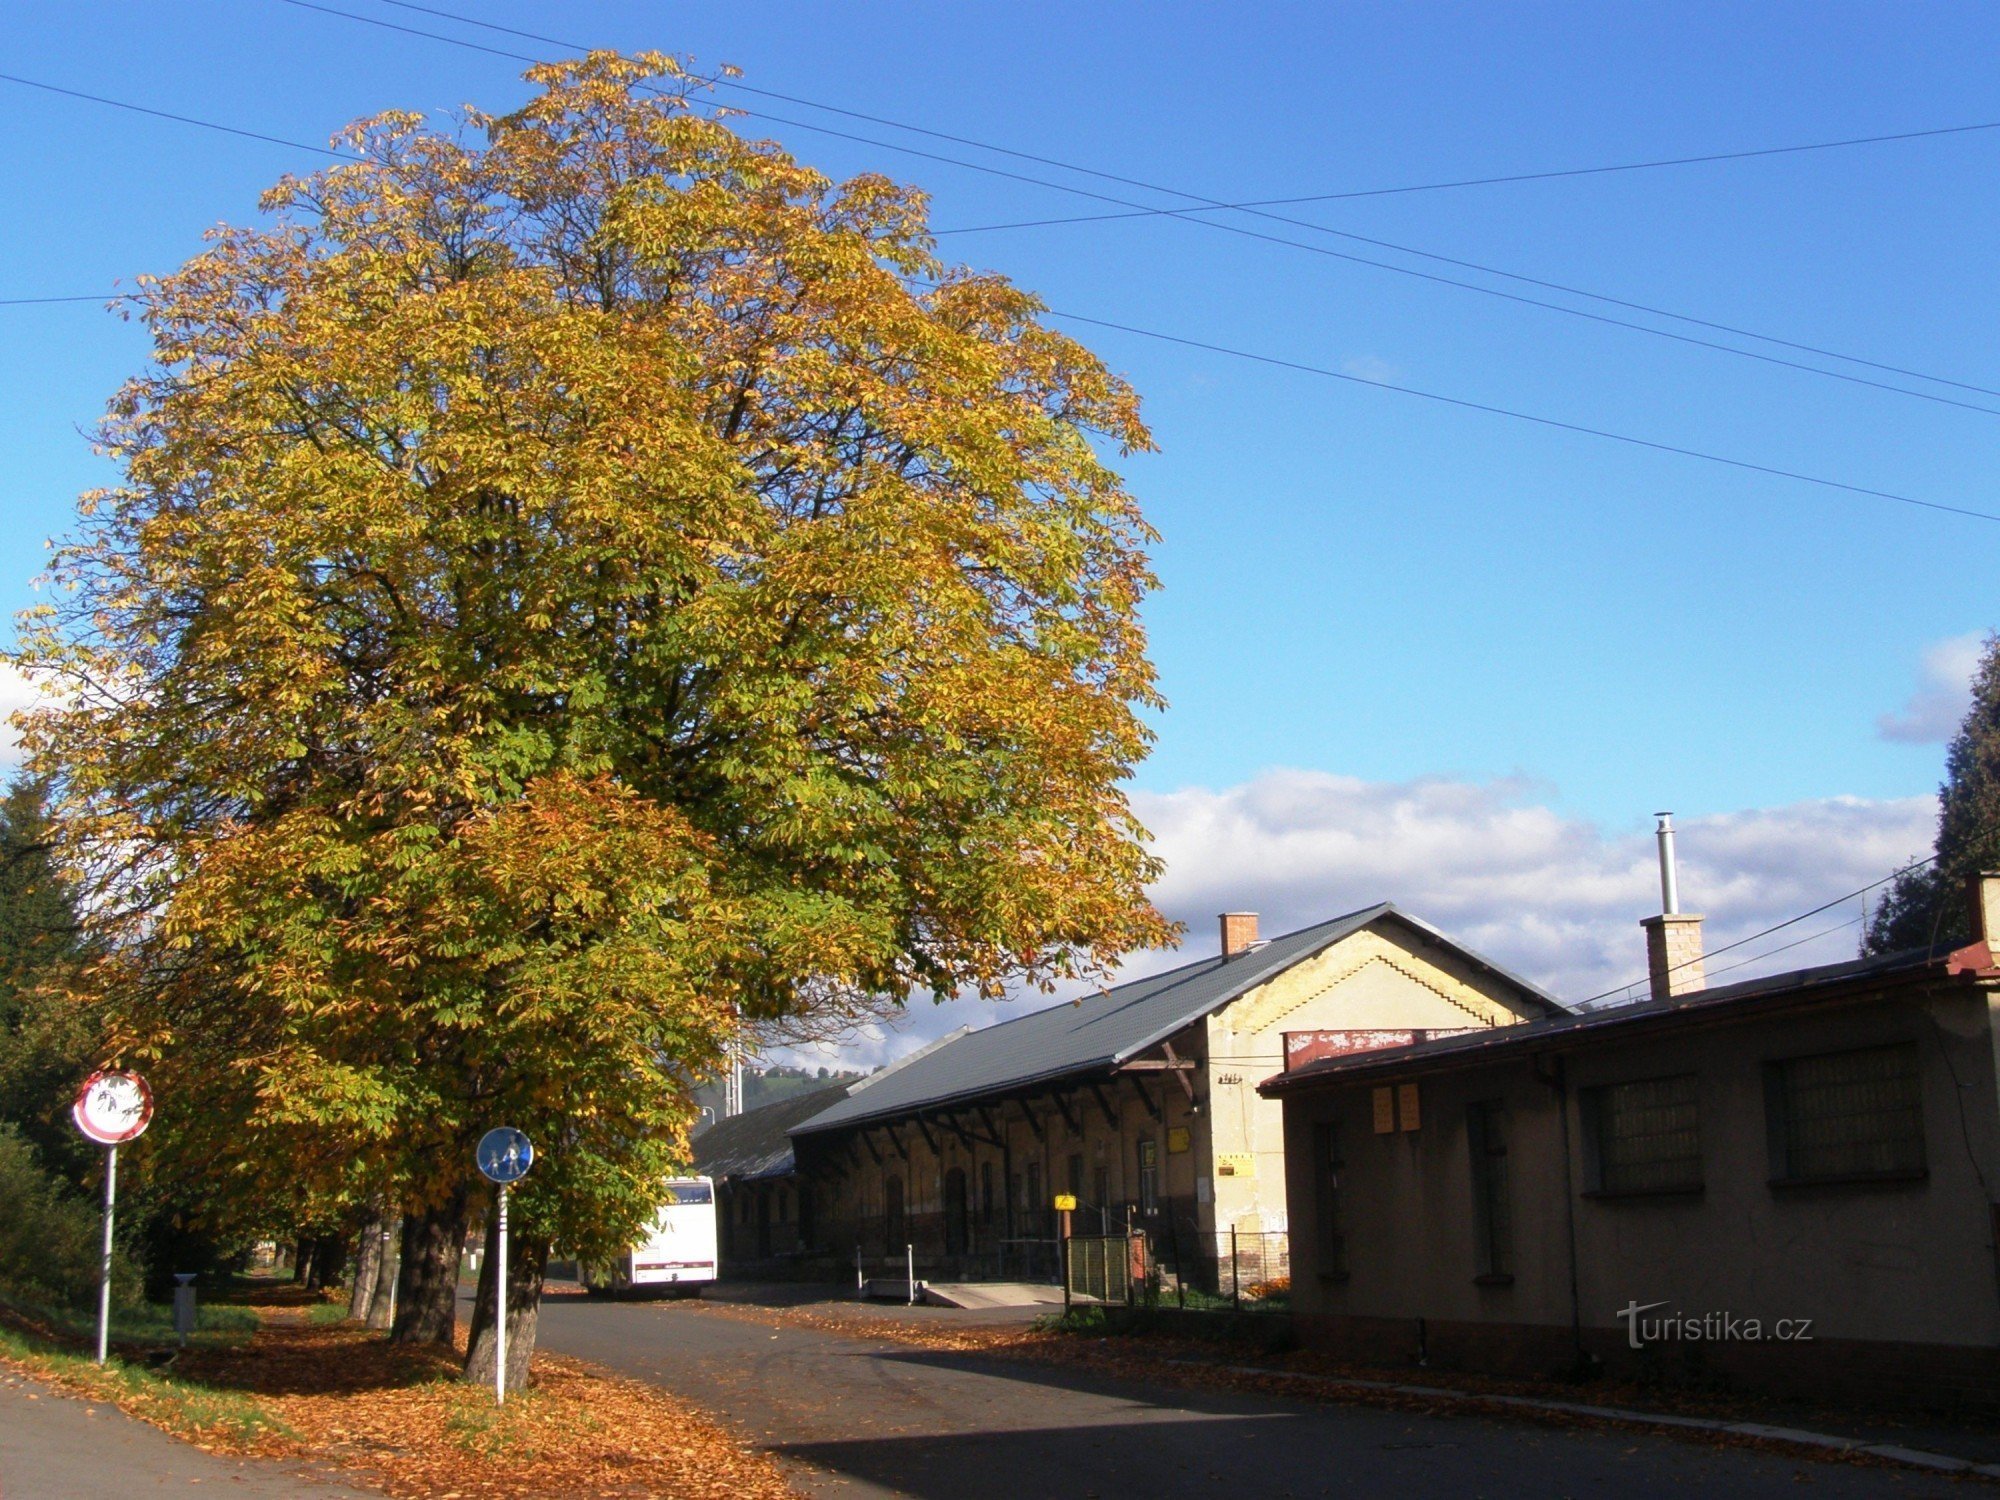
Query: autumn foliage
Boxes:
[{"xmin": 13, "ymin": 52, "xmax": 1170, "ymax": 1379}]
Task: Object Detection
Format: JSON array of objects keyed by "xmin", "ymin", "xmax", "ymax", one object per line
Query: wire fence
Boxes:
[{"xmin": 1061, "ymin": 1226, "xmax": 1290, "ymax": 1311}]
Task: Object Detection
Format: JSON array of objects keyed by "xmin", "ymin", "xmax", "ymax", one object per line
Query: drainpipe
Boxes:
[{"xmin": 1534, "ymin": 1052, "xmax": 1585, "ymax": 1370}]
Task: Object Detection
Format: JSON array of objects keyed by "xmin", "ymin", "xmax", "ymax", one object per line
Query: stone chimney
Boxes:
[
  {"xmin": 1641, "ymin": 813, "xmax": 1704, "ymax": 1003},
  {"xmin": 1220, "ymin": 912, "xmax": 1259, "ymax": 959}
]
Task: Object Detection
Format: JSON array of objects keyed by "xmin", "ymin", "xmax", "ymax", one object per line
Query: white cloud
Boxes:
[
  {"xmin": 777, "ymin": 769, "xmax": 1938, "ymax": 1070},
  {"xmin": 1878, "ymin": 633, "xmax": 1986, "ymax": 744},
  {"xmin": 0, "ymin": 662, "xmax": 44, "ymax": 769},
  {"xmin": 1340, "ymin": 354, "xmax": 1401, "ymax": 385}
]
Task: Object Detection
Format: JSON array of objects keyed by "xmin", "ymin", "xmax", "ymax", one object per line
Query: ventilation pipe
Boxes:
[{"xmin": 1640, "ymin": 812, "xmax": 1705, "ymax": 1003}]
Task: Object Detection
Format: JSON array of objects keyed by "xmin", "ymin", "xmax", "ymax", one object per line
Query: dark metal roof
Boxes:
[
  {"xmin": 1261, "ymin": 940, "xmax": 1981, "ymax": 1097},
  {"xmin": 693, "ymin": 1083, "xmax": 853, "ymax": 1183},
  {"xmin": 792, "ymin": 904, "xmax": 1565, "ymax": 1137}
]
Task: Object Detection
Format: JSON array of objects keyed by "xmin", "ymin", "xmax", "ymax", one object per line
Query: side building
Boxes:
[
  {"xmin": 1264, "ymin": 873, "xmax": 2000, "ymax": 1411},
  {"xmin": 788, "ymin": 905, "xmax": 1565, "ymax": 1288},
  {"xmin": 693, "ymin": 1030, "xmax": 974, "ymax": 1274}
]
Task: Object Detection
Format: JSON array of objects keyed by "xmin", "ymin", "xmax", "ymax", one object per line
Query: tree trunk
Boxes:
[
  {"xmin": 365, "ymin": 1218, "xmax": 401, "ymax": 1330},
  {"xmin": 291, "ymin": 1238, "xmax": 310, "ymax": 1283},
  {"xmin": 392, "ymin": 1189, "xmax": 469, "ymax": 1346},
  {"xmin": 462, "ymin": 1213, "xmax": 547, "ymax": 1395},
  {"xmin": 314, "ymin": 1233, "xmax": 349, "ymax": 1291},
  {"xmin": 347, "ymin": 1211, "xmax": 385, "ymax": 1321}
]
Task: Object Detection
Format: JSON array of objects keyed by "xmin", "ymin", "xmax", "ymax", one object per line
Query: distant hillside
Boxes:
[{"xmin": 692, "ymin": 1065, "xmax": 865, "ymax": 1132}]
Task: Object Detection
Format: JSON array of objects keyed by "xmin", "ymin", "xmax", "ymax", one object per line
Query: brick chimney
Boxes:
[
  {"xmin": 1220, "ymin": 912, "xmax": 1259, "ymax": 959},
  {"xmin": 1641, "ymin": 813, "xmax": 1704, "ymax": 1003}
]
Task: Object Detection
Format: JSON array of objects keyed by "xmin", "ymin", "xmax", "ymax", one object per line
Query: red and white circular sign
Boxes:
[{"xmin": 71, "ymin": 1071, "xmax": 153, "ymax": 1146}]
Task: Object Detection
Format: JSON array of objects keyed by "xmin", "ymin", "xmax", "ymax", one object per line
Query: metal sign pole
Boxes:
[
  {"xmin": 495, "ymin": 1183, "xmax": 508, "ymax": 1406},
  {"xmin": 96, "ymin": 1143, "xmax": 117, "ymax": 1364}
]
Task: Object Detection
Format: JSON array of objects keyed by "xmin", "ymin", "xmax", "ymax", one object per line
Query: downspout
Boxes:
[{"xmin": 1534, "ymin": 1052, "xmax": 1586, "ymax": 1371}]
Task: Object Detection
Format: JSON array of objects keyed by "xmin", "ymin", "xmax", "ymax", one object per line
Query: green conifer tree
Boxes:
[{"xmin": 1865, "ymin": 633, "xmax": 2000, "ymax": 954}]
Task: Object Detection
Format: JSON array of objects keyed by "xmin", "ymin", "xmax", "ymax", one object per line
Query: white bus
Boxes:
[{"xmin": 586, "ymin": 1177, "xmax": 719, "ymax": 1296}]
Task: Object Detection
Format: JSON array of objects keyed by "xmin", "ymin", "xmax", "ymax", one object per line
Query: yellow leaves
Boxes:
[{"xmin": 14, "ymin": 43, "xmax": 1173, "ymax": 1251}]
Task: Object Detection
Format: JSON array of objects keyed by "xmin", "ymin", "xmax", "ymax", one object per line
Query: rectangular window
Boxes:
[
  {"xmin": 1026, "ymin": 1162, "xmax": 1043, "ymax": 1234},
  {"xmin": 1584, "ymin": 1074, "xmax": 1703, "ymax": 1194},
  {"xmin": 980, "ymin": 1161, "xmax": 996, "ymax": 1224},
  {"xmin": 1093, "ymin": 1164, "xmax": 1110, "ymax": 1231},
  {"xmin": 1766, "ymin": 1043, "xmax": 1925, "ymax": 1184},
  {"xmin": 1313, "ymin": 1121, "xmax": 1347, "ymax": 1278},
  {"xmin": 1466, "ymin": 1101, "xmax": 1512, "ymax": 1280},
  {"xmin": 1137, "ymin": 1139, "xmax": 1159, "ymax": 1215},
  {"xmin": 1068, "ymin": 1152, "xmax": 1085, "ymax": 1197}
]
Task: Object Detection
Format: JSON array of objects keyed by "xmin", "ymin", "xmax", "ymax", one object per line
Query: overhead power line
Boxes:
[
  {"xmin": 1024, "ymin": 306, "xmax": 2000, "ymax": 523},
  {"xmin": 277, "ymin": 0, "xmax": 2000, "ymax": 419},
  {"xmin": 363, "ymin": 0, "xmax": 2000, "ymax": 207},
  {"xmin": 0, "ymin": 70, "xmax": 354, "ymax": 161},
  {"xmin": 1577, "ymin": 855, "xmax": 1937, "ymax": 1007},
  {"xmin": 5, "ymin": 53, "xmax": 1993, "ymax": 525}
]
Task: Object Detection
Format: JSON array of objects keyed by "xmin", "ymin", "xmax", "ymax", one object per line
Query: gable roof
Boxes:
[
  {"xmin": 1261, "ymin": 938, "xmax": 1988, "ymax": 1097},
  {"xmin": 792, "ymin": 904, "xmax": 1563, "ymax": 1138},
  {"xmin": 693, "ymin": 1082, "xmax": 853, "ymax": 1183}
]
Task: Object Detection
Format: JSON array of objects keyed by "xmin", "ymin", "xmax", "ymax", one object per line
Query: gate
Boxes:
[{"xmin": 1065, "ymin": 1231, "xmax": 1148, "ymax": 1304}]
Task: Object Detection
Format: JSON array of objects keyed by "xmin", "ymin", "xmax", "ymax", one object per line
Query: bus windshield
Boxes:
[{"xmin": 662, "ymin": 1180, "xmax": 712, "ymax": 1206}]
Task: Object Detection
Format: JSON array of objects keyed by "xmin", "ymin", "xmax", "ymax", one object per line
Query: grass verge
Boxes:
[{"xmin": 1, "ymin": 1291, "xmax": 800, "ymax": 1498}]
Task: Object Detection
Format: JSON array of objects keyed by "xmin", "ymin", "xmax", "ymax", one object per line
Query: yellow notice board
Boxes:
[
  {"xmin": 1166, "ymin": 1126, "xmax": 1191, "ymax": 1154},
  {"xmin": 1372, "ymin": 1086, "xmax": 1395, "ymax": 1134}
]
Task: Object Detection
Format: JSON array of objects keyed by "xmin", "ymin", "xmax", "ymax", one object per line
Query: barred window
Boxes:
[
  {"xmin": 1766, "ymin": 1043, "xmax": 1925, "ymax": 1184},
  {"xmin": 1585, "ymin": 1074, "xmax": 1703, "ymax": 1194},
  {"xmin": 1313, "ymin": 1121, "xmax": 1347, "ymax": 1278},
  {"xmin": 1467, "ymin": 1101, "xmax": 1513, "ymax": 1279}
]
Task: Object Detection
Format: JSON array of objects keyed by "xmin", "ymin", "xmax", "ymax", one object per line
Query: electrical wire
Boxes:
[
  {"xmin": 0, "ymin": 70, "xmax": 354, "ymax": 161},
  {"xmin": 6, "ymin": 60, "xmax": 1996, "ymax": 523},
  {"xmin": 1021, "ymin": 305, "xmax": 2000, "ymax": 523},
  {"xmin": 364, "ymin": 0, "xmax": 2000, "ymax": 210},
  {"xmin": 313, "ymin": 0, "xmax": 2000, "ymax": 409},
  {"xmin": 1575, "ymin": 855, "xmax": 1937, "ymax": 1007}
]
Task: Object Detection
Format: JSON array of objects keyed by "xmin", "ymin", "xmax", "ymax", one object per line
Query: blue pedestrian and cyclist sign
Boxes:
[
  {"xmin": 475, "ymin": 1127, "xmax": 533, "ymax": 1406},
  {"xmin": 477, "ymin": 1127, "xmax": 534, "ymax": 1184}
]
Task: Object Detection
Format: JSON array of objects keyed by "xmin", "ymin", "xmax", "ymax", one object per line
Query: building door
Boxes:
[
  {"xmin": 1137, "ymin": 1138, "xmax": 1159, "ymax": 1217},
  {"xmin": 944, "ymin": 1167, "xmax": 969, "ymax": 1256},
  {"xmin": 885, "ymin": 1174, "xmax": 905, "ymax": 1258}
]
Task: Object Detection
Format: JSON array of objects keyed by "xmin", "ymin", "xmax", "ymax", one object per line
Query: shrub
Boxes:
[{"xmin": 0, "ymin": 1124, "xmax": 140, "ymax": 1312}]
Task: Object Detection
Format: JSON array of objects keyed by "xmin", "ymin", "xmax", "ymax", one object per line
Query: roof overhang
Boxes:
[{"xmin": 1260, "ymin": 946, "xmax": 1995, "ymax": 1099}]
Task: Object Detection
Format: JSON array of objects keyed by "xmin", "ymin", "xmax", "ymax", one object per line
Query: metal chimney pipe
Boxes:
[{"xmin": 1655, "ymin": 812, "xmax": 1679, "ymax": 916}]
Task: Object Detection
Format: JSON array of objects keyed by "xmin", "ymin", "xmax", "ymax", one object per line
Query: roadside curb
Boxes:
[{"xmin": 1167, "ymin": 1360, "xmax": 2000, "ymax": 1480}]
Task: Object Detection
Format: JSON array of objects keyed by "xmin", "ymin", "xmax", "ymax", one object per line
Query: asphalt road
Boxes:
[{"xmin": 537, "ymin": 1295, "xmax": 1963, "ymax": 1500}]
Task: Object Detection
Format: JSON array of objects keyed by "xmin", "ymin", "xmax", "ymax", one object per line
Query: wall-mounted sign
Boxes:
[
  {"xmin": 1166, "ymin": 1126, "xmax": 1191, "ymax": 1154},
  {"xmin": 1397, "ymin": 1083, "xmax": 1422, "ymax": 1132},
  {"xmin": 1216, "ymin": 1152, "xmax": 1255, "ymax": 1178},
  {"xmin": 1372, "ymin": 1086, "xmax": 1396, "ymax": 1134},
  {"xmin": 1284, "ymin": 1029, "xmax": 1480, "ymax": 1072}
]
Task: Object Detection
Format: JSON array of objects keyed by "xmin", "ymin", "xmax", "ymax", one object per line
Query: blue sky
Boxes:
[{"xmin": 0, "ymin": 3, "xmax": 1991, "ymax": 1023}]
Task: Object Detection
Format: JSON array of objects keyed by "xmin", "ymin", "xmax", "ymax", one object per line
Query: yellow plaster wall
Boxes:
[{"xmin": 1203, "ymin": 923, "xmax": 1539, "ymax": 1242}]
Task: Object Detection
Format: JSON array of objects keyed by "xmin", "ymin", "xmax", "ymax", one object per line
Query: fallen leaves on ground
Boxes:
[{"xmin": 3, "ymin": 1293, "xmax": 800, "ymax": 1499}]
